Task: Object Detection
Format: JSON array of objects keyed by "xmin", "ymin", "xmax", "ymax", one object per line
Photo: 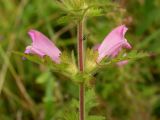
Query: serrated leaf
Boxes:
[
  {"xmin": 13, "ymin": 51, "xmax": 79, "ymax": 81},
  {"xmin": 57, "ymin": 88, "xmax": 105, "ymax": 120},
  {"xmin": 57, "ymin": 97, "xmax": 79, "ymax": 120},
  {"xmin": 85, "ymin": 49, "xmax": 98, "ymax": 73},
  {"xmin": 86, "ymin": 8, "xmax": 103, "ymax": 17},
  {"xmin": 85, "ymin": 89, "xmax": 98, "ymax": 113},
  {"xmin": 56, "ymin": 0, "xmax": 118, "ymax": 22},
  {"xmin": 85, "ymin": 89, "xmax": 106, "ymax": 120},
  {"xmin": 63, "ymin": 111, "xmax": 79, "ymax": 120},
  {"xmin": 101, "ymin": 50, "xmax": 149, "ymax": 66},
  {"xmin": 58, "ymin": 15, "xmax": 77, "ymax": 24}
]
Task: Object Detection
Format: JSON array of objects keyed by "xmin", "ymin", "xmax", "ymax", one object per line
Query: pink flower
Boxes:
[
  {"xmin": 25, "ymin": 30, "xmax": 61, "ymax": 63},
  {"xmin": 97, "ymin": 25, "xmax": 132, "ymax": 62}
]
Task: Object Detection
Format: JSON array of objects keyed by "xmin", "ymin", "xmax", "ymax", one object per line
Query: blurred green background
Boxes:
[{"xmin": 0, "ymin": 0, "xmax": 160, "ymax": 120}]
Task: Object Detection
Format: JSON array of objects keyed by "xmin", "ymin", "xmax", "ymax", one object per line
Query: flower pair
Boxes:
[{"xmin": 25, "ymin": 25, "xmax": 131, "ymax": 65}]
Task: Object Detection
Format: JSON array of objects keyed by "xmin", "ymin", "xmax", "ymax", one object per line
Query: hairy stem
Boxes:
[{"xmin": 77, "ymin": 21, "xmax": 85, "ymax": 120}]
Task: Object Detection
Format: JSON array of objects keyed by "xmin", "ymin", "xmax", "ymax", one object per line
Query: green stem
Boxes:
[{"xmin": 77, "ymin": 21, "xmax": 85, "ymax": 120}]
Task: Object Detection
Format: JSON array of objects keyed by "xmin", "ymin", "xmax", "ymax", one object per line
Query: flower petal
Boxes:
[
  {"xmin": 97, "ymin": 25, "xmax": 131, "ymax": 62},
  {"xmin": 25, "ymin": 30, "xmax": 61, "ymax": 63},
  {"xmin": 25, "ymin": 46, "xmax": 45, "ymax": 57}
]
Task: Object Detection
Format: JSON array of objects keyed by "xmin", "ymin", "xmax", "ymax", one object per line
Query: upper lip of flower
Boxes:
[
  {"xmin": 24, "ymin": 29, "xmax": 61, "ymax": 63},
  {"xmin": 96, "ymin": 25, "xmax": 132, "ymax": 62}
]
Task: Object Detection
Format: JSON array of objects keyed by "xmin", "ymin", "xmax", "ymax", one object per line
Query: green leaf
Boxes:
[
  {"xmin": 85, "ymin": 48, "xmax": 98, "ymax": 73},
  {"xmin": 63, "ymin": 110, "xmax": 79, "ymax": 120},
  {"xmin": 59, "ymin": 98, "xmax": 79, "ymax": 120},
  {"xmin": 101, "ymin": 50, "xmax": 149, "ymax": 66},
  {"xmin": 57, "ymin": 0, "xmax": 119, "ymax": 22},
  {"xmin": 85, "ymin": 89, "xmax": 105, "ymax": 120},
  {"xmin": 85, "ymin": 89, "xmax": 98, "ymax": 113},
  {"xmin": 36, "ymin": 72, "xmax": 52, "ymax": 84},
  {"xmin": 87, "ymin": 115, "xmax": 106, "ymax": 120},
  {"xmin": 43, "ymin": 73, "xmax": 55, "ymax": 120},
  {"xmin": 58, "ymin": 89, "xmax": 105, "ymax": 120},
  {"xmin": 58, "ymin": 15, "xmax": 78, "ymax": 24},
  {"xmin": 13, "ymin": 51, "xmax": 80, "ymax": 82},
  {"xmin": 86, "ymin": 8, "xmax": 103, "ymax": 17},
  {"xmin": 13, "ymin": 51, "xmax": 42, "ymax": 64}
]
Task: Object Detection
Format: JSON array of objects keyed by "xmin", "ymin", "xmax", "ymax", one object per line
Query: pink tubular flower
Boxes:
[
  {"xmin": 24, "ymin": 30, "xmax": 61, "ymax": 63},
  {"xmin": 97, "ymin": 25, "xmax": 132, "ymax": 62}
]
